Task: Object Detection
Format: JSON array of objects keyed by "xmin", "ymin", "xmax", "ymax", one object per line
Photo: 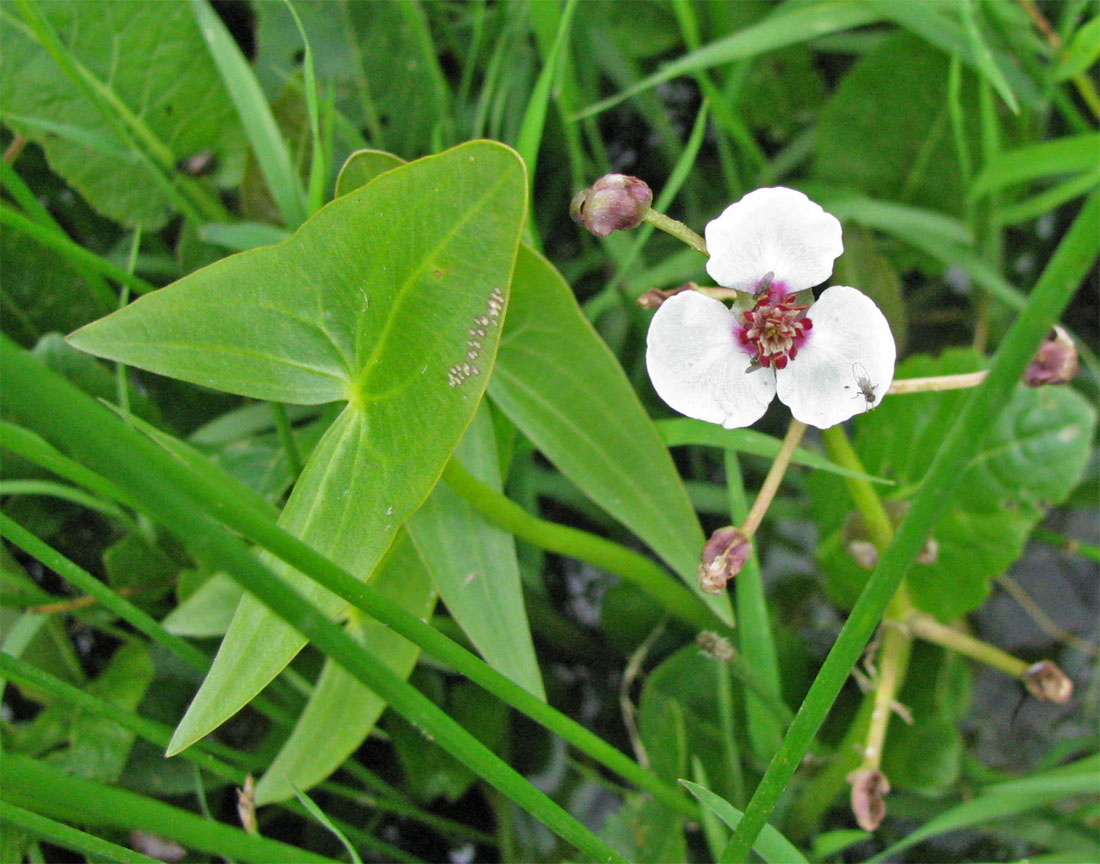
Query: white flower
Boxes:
[{"xmin": 646, "ymin": 187, "xmax": 896, "ymax": 430}]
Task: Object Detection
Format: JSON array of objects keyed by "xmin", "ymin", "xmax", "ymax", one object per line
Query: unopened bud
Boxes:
[
  {"xmin": 1024, "ymin": 326, "xmax": 1078, "ymax": 387},
  {"xmin": 847, "ymin": 768, "xmax": 890, "ymax": 832},
  {"xmin": 570, "ymin": 174, "xmax": 652, "ymax": 237},
  {"xmin": 1024, "ymin": 660, "xmax": 1073, "ymax": 703},
  {"xmin": 638, "ymin": 283, "xmax": 692, "ymax": 309},
  {"xmin": 698, "ymin": 527, "xmax": 751, "ymax": 594},
  {"xmin": 697, "ymin": 630, "xmax": 736, "ymax": 661},
  {"xmin": 237, "ymin": 774, "xmax": 257, "ymax": 834}
]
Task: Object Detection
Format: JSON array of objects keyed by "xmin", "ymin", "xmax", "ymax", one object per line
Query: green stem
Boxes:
[
  {"xmin": 441, "ymin": 458, "xmax": 728, "ymax": 637},
  {"xmin": 905, "ymin": 611, "xmax": 1028, "ymax": 677},
  {"xmin": 888, "ymin": 371, "xmax": 989, "ymax": 394},
  {"xmin": 271, "ymin": 402, "xmax": 303, "ymax": 479},
  {"xmin": 820, "ymin": 427, "xmax": 894, "ymax": 552},
  {"xmin": 720, "ymin": 188, "xmax": 1099, "ymax": 863},
  {"xmin": 859, "ymin": 622, "xmax": 911, "ymax": 773},
  {"xmin": 740, "ymin": 420, "xmax": 806, "ymax": 540},
  {"xmin": 641, "ymin": 208, "xmax": 708, "ymax": 256}
]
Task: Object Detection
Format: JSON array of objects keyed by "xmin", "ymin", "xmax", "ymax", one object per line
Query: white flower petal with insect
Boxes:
[{"xmin": 646, "ymin": 187, "xmax": 896, "ymax": 430}]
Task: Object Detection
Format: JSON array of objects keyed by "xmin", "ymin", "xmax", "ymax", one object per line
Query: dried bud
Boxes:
[
  {"xmin": 697, "ymin": 630, "xmax": 736, "ymax": 661},
  {"xmin": 570, "ymin": 174, "xmax": 653, "ymax": 237},
  {"xmin": 1024, "ymin": 660, "xmax": 1073, "ymax": 703},
  {"xmin": 638, "ymin": 283, "xmax": 693, "ymax": 309},
  {"xmin": 698, "ymin": 527, "xmax": 751, "ymax": 594},
  {"xmin": 1024, "ymin": 325, "xmax": 1078, "ymax": 387},
  {"xmin": 915, "ymin": 536, "xmax": 939, "ymax": 565},
  {"xmin": 847, "ymin": 768, "xmax": 890, "ymax": 832},
  {"xmin": 847, "ymin": 539, "xmax": 878, "ymax": 570},
  {"xmin": 237, "ymin": 774, "xmax": 257, "ymax": 834}
]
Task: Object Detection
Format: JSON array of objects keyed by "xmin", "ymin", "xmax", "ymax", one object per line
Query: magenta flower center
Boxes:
[{"xmin": 735, "ymin": 283, "xmax": 813, "ymax": 370}]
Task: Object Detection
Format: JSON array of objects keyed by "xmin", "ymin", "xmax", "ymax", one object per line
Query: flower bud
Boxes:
[
  {"xmin": 237, "ymin": 774, "xmax": 257, "ymax": 834},
  {"xmin": 697, "ymin": 630, "xmax": 736, "ymax": 661},
  {"xmin": 1024, "ymin": 325, "xmax": 1078, "ymax": 387},
  {"xmin": 847, "ymin": 539, "xmax": 878, "ymax": 570},
  {"xmin": 847, "ymin": 767, "xmax": 890, "ymax": 832},
  {"xmin": 638, "ymin": 283, "xmax": 692, "ymax": 309},
  {"xmin": 570, "ymin": 174, "xmax": 652, "ymax": 237},
  {"xmin": 1024, "ymin": 660, "xmax": 1073, "ymax": 703},
  {"xmin": 698, "ymin": 526, "xmax": 751, "ymax": 594}
]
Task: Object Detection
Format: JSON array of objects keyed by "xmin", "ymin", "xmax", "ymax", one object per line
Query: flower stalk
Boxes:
[
  {"xmin": 641, "ymin": 208, "xmax": 709, "ymax": 255},
  {"xmin": 741, "ymin": 419, "xmax": 807, "ymax": 541},
  {"xmin": 888, "ymin": 371, "xmax": 989, "ymax": 394}
]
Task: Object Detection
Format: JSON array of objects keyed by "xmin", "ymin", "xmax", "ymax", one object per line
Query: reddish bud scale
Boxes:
[{"xmin": 735, "ymin": 285, "xmax": 812, "ymax": 369}]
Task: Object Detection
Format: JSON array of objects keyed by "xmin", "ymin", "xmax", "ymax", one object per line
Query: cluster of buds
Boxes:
[
  {"xmin": 698, "ymin": 526, "xmax": 751, "ymax": 594},
  {"xmin": 570, "ymin": 174, "xmax": 652, "ymax": 237}
]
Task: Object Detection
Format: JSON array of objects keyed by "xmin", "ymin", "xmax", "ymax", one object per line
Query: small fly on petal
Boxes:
[{"xmin": 845, "ymin": 361, "xmax": 877, "ymax": 410}]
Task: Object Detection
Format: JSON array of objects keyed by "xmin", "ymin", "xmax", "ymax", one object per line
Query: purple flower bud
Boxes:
[
  {"xmin": 1024, "ymin": 325, "xmax": 1078, "ymax": 387},
  {"xmin": 1024, "ymin": 660, "xmax": 1073, "ymax": 703},
  {"xmin": 697, "ymin": 526, "xmax": 751, "ymax": 594},
  {"xmin": 570, "ymin": 174, "xmax": 653, "ymax": 237},
  {"xmin": 847, "ymin": 768, "xmax": 890, "ymax": 832}
]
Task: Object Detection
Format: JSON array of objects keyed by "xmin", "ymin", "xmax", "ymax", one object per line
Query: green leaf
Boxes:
[
  {"xmin": 1054, "ymin": 15, "xmax": 1100, "ymax": 81},
  {"xmin": 334, "ymin": 149, "xmax": 405, "ymax": 199},
  {"xmin": 814, "ymin": 32, "xmax": 976, "ymax": 215},
  {"xmin": 408, "ymin": 404, "xmax": 545, "ymax": 699},
  {"xmin": 813, "ymin": 349, "xmax": 1096, "ymax": 618},
  {"xmin": 254, "ymin": 0, "xmax": 451, "ymax": 154},
  {"xmin": 0, "ymin": 0, "xmax": 241, "ymax": 228},
  {"xmin": 254, "ymin": 531, "xmax": 435, "ymax": 804},
  {"xmin": 971, "ymin": 134, "xmax": 1100, "ymax": 197},
  {"xmin": 833, "ymin": 223, "xmax": 908, "ymax": 354},
  {"xmin": 679, "ymin": 780, "xmax": 809, "ymax": 864},
  {"xmin": 490, "ymin": 245, "xmax": 731, "ymax": 623},
  {"xmin": 69, "ymin": 142, "xmax": 527, "ymax": 755},
  {"xmin": 162, "ymin": 572, "xmax": 243, "ymax": 638},
  {"xmin": 960, "ymin": 0, "xmax": 1019, "ymax": 114},
  {"xmin": 187, "ymin": 0, "xmax": 306, "ymax": 227},
  {"xmin": 601, "ymin": 792, "xmax": 686, "ymax": 864}
]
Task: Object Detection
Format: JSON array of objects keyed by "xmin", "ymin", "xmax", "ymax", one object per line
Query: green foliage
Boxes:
[
  {"xmin": 812, "ymin": 349, "xmax": 1096, "ymax": 619},
  {"xmin": 2, "ymin": 1, "xmax": 1096, "ymax": 861}
]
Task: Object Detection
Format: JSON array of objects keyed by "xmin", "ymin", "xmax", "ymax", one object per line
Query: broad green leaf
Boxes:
[
  {"xmin": 833, "ymin": 223, "xmax": 908, "ymax": 354},
  {"xmin": 335, "ymin": 150, "xmax": 405, "ymax": 198},
  {"xmin": 812, "ymin": 349, "xmax": 1097, "ymax": 619},
  {"xmin": 408, "ymin": 403, "xmax": 545, "ymax": 700},
  {"xmin": 254, "ymin": 531, "xmax": 435, "ymax": 804},
  {"xmin": 490, "ymin": 245, "xmax": 732, "ymax": 623},
  {"xmin": 814, "ymin": 32, "xmax": 977, "ymax": 215},
  {"xmin": 68, "ymin": 142, "xmax": 527, "ymax": 755},
  {"xmin": 1053, "ymin": 15, "xmax": 1100, "ymax": 82},
  {"xmin": 679, "ymin": 780, "xmax": 809, "ymax": 864},
  {"xmin": 0, "ymin": 0, "xmax": 242, "ymax": 228},
  {"xmin": 162, "ymin": 572, "xmax": 243, "ymax": 638}
]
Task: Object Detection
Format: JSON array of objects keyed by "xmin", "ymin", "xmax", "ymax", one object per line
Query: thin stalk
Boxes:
[
  {"xmin": 888, "ymin": 371, "xmax": 989, "ymax": 394},
  {"xmin": 715, "ymin": 659, "xmax": 745, "ymax": 806},
  {"xmin": 740, "ymin": 420, "xmax": 807, "ymax": 540},
  {"xmin": 858, "ymin": 622, "xmax": 911, "ymax": 773},
  {"xmin": 271, "ymin": 402, "xmax": 303, "ymax": 479},
  {"xmin": 642, "ymin": 209, "xmax": 708, "ymax": 256},
  {"xmin": 720, "ymin": 188, "xmax": 1099, "ymax": 864},
  {"xmin": 905, "ymin": 611, "xmax": 1028, "ymax": 677},
  {"xmin": 441, "ymin": 458, "xmax": 729, "ymax": 637}
]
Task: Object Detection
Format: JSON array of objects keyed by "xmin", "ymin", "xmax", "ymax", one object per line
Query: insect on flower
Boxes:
[{"xmin": 845, "ymin": 361, "xmax": 878, "ymax": 411}]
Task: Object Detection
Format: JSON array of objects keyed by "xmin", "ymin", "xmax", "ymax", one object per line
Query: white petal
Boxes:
[
  {"xmin": 775, "ymin": 285, "xmax": 896, "ymax": 429},
  {"xmin": 645, "ymin": 291, "xmax": 776, "ymax": 429},
  {"xmin": 704, "ymin": 187, "xmax": 843, "ymax": 293}
]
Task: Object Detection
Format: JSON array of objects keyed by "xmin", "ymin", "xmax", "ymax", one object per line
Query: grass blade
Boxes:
[{"xmin": 0, "ymin": 803, "xmax": 160, "ymax": 864}]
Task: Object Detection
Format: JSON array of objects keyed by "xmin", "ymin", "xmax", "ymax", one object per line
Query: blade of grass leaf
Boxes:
[
  {"xmin": 680, "ymin": 780, "xmax": 809, "ymax": 864},
  {"xmin": 0, "ymin": 803, "xmax": 160, "ymax": 864},
  {"xmin": 289, "ymin": 783, "xmax": 363, "ymax": 864},
  {"xmin": 0, "ymin": 341, "xmax": 628, "ymax": 863},
  {"xmin": 724, "ymin": 451, "xmax": 784, "ymax": 763},
  {"xmin": 280, "ymin": 0, "xmax": 326, "ymax": 215},
  {"xmin": 574, "ymin": 1, "xmax": 881, "ymax": 119},
  {"xmin": 971, "ymin": 133, "xmax": 1100, "ymax": 196},
  {"xmin": 996, "ymin": 170, "xmax": 1100, "ymax": 225},
  {"xmin": 719, "ymin": 190, "xmax": 1100, "ymax": 863},
  {"xmin": 2, "ymin": 754, "xmax": 340, "ymax": 864},
  {"xmin": 187, "ymin": 0, "xmax": 307, "ymax": 227},
  {"xmin": 961, "ymin": 0, "xmax": 1020, "ymax": 113},
  {"xmin": 0, "ymin": 205, "xmax": 157, "ymax": 299}
]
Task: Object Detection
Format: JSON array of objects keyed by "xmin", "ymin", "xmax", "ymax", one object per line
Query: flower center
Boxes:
[{"xmin": 735, "ymin": 283, "xmax": 812, "ymax": 370}]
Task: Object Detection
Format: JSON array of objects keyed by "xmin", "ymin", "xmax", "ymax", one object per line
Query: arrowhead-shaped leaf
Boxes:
[{"xmin": 68, "ymin": 141, "xmax": 527, "ymax": 755}]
